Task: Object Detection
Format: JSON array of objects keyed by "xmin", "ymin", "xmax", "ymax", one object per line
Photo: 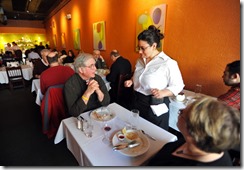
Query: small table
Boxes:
[
  {"xmin": 54, "ymin": 103, "xmax": 177, "ymax": 166},
  {"xmin": 31, "ymin": 79, "xmax": 43, "ymax": 106},
  {"xmin": 169, "ymin": 89, "xmax": 216, "ymax": 132}
]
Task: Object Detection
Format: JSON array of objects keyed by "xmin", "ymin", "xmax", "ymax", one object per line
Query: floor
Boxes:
[{"xmin": 0, "ymin": 82, "xmax": 79, "ymax": 166}]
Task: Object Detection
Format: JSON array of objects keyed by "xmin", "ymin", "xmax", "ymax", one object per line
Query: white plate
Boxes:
[
  {"xmin": 90, "ymin": 107, "xmax": 116, "ymax": 122},
  {"xmin": 112, "ymin": 130, "xmax": 150, "ymax": 157}
]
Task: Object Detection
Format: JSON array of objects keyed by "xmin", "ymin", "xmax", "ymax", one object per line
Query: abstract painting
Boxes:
[
  {"xmin": 136, "ymin": 4, "xmax": 167, "ymax": 51},
  {"xmin": 93, "ymin": 21, "xmax": 106, "ymax": 50},
  {"xmin": 73, "ymin": 29, "xmax": 81, "ymax": 50}
]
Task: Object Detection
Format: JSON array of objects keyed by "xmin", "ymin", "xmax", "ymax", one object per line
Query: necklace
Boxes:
[{"xmin": 176, "ymin": 150, "xmax": 208, "ymax": 157}]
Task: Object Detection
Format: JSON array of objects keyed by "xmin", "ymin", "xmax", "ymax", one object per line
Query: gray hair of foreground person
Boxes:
[
  {"xmin": 74, "ymin": 52, "xmax": 94, "ymax": 73},
  {"xmin": 185, "ymin": 97, "xmax": 240, "ymax": 153}
]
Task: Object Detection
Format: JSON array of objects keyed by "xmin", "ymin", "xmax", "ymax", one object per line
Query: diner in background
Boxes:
[
  {"xmin": 64, "ymin": 52, "xmax": 110, "ymax": 117},
  {"xmin": 124, "ymin": 25, "xmax": 184, "ymax": 131},
  {"xmin": 40, "ymin": 51, "xmax": 75, "ymax": 95},
  {"xmin": 217, "ymin": 60, "xmax": 240, "ymax": 165},
  {"xmin": 32, "ymin": 48, "xmax": 50, "ymax": 79},
  {"xmin": 218, "ymin": 60, "xmax": 240, "ymax": 110},
  {"xmin": 147, "ymin": 97, "xmax": 240, "ymax": 166},
  {"xmin": 40, "ymin": 51, "xmax": 75, "ymax": 138},
  {"xmin": 63, "ymin": 49, "xmax": 75, "ymax": 64},
  {"xmin": 93, "ymin": 49, "xmax": 107, "ymax": 69},
  {"xmin": 106, "ymin": 49, "xmax": 132, "ymax": 103},
  {"xmin": 27, "ymin": 48, "xmax": 41, "ymax": 61}
]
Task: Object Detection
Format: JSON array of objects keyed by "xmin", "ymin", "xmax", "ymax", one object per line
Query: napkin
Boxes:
[{"xmin": 150, "ymin": 103, "xmax": 169, "ymax": 117}]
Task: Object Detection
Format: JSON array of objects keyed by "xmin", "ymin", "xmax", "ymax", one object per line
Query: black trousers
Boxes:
[{"xmin": 133, "ymin": 91, "xmax": 170, "ymax": 131}]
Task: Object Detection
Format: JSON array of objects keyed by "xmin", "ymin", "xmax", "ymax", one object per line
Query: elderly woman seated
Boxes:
[{"xmin": 147, "ymin": 96, "xmax": 240, "ymax": 166}]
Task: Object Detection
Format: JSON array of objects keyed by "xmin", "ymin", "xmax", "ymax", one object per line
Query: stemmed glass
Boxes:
[{"xmin": 101, "ymin": 106, "xmax": 112, "ymax": 145}]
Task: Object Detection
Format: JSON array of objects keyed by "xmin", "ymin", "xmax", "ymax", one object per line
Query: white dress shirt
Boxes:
[{"xmin": 133, "ymin": 51, "xmax": 185, "ymax": 96}]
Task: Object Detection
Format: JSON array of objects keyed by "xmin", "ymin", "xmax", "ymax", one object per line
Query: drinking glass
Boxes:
[
  {"xmin": 194, "ymin": 84, "xmax": 202, "ymax": 98},
  {"xmin": 102, "ymin": 121, "xmax": 112, "ymax": 145},
  {"xmin": 130, "ymin": 109, "xmax": 140, "ymax": 130},
  {"xmin": 83, "ymin": 119, "xmax": 93, "ymax": 138}
]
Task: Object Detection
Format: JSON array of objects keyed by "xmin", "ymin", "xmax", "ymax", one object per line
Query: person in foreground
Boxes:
[
  {"xmin": 64, "ymin": 52, "xmax": 110, "ymax": 117},
  {"xmin": 124, "ymin": 25, "xmax": 184, "ymax": 130},
  {"xmin": 147, "ymin": 97, "xmax": 240, "ymax": 166},
  {"xmin": 218, "ymin": 60, "xmax": 240, "ymax": 110}
]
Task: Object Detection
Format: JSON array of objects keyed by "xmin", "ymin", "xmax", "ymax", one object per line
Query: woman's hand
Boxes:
[{"xmin": 124, "ymin": 80, "xmax": 133, "ymax": 87}]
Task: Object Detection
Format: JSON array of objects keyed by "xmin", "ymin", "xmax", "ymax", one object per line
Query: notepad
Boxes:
[{"xmin": 150, "ymin": 103, "xmax": 169, "ymax": 117}]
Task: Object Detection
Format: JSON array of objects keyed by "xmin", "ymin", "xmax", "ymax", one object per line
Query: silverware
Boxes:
[
  {"xmin": 112, "ymin": 140, "xmax": 140, "ymax": 151},
  {"xmin": 141, "ymin": 130, "xmax": 156, "ymax": 141}
]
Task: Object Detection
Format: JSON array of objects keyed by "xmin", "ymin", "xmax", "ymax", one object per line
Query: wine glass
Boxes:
[
  {"xmin": 102, "ymin": 120, "xmax": 112, "ymax": 145},
  {"xmin": 101, "ymin": 106, "xmax": 112, "ymax": 145}
]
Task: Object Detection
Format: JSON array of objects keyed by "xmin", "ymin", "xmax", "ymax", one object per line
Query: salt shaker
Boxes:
[{"xmin": 77, "ymin": 117, "xmax": 82, "ymax": 130}]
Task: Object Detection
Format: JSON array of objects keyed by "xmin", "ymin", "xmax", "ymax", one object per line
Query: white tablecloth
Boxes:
[
  {"xmin": 31, "ymin": 79, "xmax": 43, "ymax": 106},
  {"xmin": 54, "ymin": 103, "xmax": 177, "ymax": 166},
  {"xmin": 169, "ymin": 89, "xmax": 216, "ymax": 132},
  {"xmin": 0, "ymin": 65, "xmax": 33, "ymax": 84}
]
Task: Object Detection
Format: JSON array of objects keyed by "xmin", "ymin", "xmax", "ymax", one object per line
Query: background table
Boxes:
[
  {"xmin": 31, "ymin": 79, "xmax": 43, "ymax": 106},
  {"xmin": 54, "ymin": 103, "xmax": 177, "ymax": 166},
  {"xmin": 0, "ymin": 65, "xmax": 33, "ymax": 84}
]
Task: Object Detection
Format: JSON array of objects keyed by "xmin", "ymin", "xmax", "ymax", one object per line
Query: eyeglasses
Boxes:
[
  {"xmin": 137, "ymin": 46, "xmax": 150, "ymax": 51},
  {"xmin": 84, "ymin": 64, "xmax": 96, "ymax": 69}
]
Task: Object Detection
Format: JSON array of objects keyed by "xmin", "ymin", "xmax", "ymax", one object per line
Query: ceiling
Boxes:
[{"xmin": 0, "ymin": 0, "xmax": 62, "ymax": 21}]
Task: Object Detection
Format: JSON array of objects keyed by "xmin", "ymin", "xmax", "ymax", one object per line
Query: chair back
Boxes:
[
  {"xmin": 6, "ymin": 66, "xmax": 25, "ymax": 91},
  {"xmin": 40, "ymin": 84, "xmax": 68, "ymax": 138},
  {"xmin": 116, "ymin": 73, "xmax": 133, "ymax": 109}
]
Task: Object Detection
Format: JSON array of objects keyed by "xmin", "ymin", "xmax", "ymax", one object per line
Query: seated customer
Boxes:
[
  {"xmin": 64, "ymin": 53, "xmax": 110, "ymax": 117},
  {"xmin": 40, "ymin": 52, "xmax": 75, "ymax": 138},
  {"xmin": 40, "ymin": 52, "xmax": 75, "ymax": 94},
  {"xmin": 147, "ymin": 97, "xmax": 240, "ymax": 166},
  {"xmin": 93, "ymin": 49, "xmax": 107, "ymax": 69},
  {"xmin": 106, "ymin": 50, "xmax": 132, "ymax": 104},
  {"xmin": 33, "ymin": 48, "xmax": 50, "ymax": 79},
  {"xmin": 218, "ymin": 60, "xmax": 240, "ymax": 110}
]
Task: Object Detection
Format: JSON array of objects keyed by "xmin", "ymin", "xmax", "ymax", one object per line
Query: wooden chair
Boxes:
[
  {"xmin": 6, "ymin": 66, "xmax": 25, "ymax": 91},
  {"xmin": 116, "ymin": 73, "xmax": 134, "ymax": 109}
]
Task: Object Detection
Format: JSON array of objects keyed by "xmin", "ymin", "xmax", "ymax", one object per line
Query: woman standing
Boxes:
[{"xmin": 124, "ymin": 25, "xmax": 184, "ymax": 130}]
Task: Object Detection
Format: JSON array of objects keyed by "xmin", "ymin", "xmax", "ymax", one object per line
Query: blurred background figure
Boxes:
[
  {"xmin": 63, "ymin": 49, "xmax": 75, "ymax": 64},
  {"xmin": 93, "ymin": 49, "xmax": 107, "ymax": 69},
  {"xmin": 106, "ymin": 49, "xmax": 132, "ymax": 106}
]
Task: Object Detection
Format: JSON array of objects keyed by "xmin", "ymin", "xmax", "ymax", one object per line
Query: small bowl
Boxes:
[{"xmin": 117, "ymin": 134, "xmax": 125, "ymax": 141}]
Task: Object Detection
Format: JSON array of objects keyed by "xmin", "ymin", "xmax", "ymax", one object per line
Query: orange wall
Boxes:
[{"xmin": 44, "ymin": 0, "xmax": 239, "ymax": 97}]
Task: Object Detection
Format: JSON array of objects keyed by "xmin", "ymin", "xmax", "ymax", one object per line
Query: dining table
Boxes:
[
  {"xmin": 54, "ymin": 102, "xmax": 178, "ymax": 166},
  {"xmin": 31, "ymin": 79, "xmax": 43, "ymax": 106},
  {"xmin": 0, "ymin": 64, "xmax": 33, "ymax": 84},
  {"xmin": 168, "ymin": 89, "xmax": 217, "ymax": 132}
]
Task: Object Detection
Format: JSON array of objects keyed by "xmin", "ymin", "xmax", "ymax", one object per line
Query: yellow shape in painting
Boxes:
[{"xmin": 138, "ymin": 14, "xmax": 153, "ymax": 30}]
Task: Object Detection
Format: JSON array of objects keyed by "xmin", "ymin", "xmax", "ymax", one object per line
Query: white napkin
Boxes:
[{"xmin": 150, "ymin": 103, "xmax": 169, "ymax": 117}]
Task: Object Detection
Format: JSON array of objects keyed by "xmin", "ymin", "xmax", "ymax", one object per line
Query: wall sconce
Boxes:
[{"xmin": 66, "ymin": 14, "xmax": 71, "ymax": 20}]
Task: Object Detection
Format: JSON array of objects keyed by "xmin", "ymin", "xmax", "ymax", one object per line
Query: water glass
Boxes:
[
  {"xmin": 83, "ymin": 120, "xmax": 93, "ymax": 138},
  {"xmin": 130, "ymin": 109, "xmax": 140, "ymax": 130},
  {"xmin": 194, "ymin": 84, "xmax": 202, "ymax": 98}
]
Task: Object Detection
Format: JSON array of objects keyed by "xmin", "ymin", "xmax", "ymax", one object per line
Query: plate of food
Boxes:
[
  {"xmin": 90, "ymin": 107, "xmax": 116, "ymax": 122},
  {"xmin": 112, "ymin": 128, "xmax": 150, "ymax": 157}
]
